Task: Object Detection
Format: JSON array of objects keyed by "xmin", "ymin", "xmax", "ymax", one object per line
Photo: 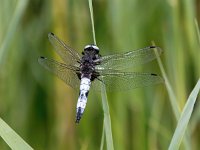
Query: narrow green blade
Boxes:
[
  {"xmin": 0, "ymin": 118, "xmax": 33, "ymax": 150},
  {"xmin": 168, "ymin": 79, "xmax": 200, "ymax": 150},
  {"xmin": 88, "ymin": 0, "xmax": 114, "ymax": 149},
  {"xmin": 101, "ymin": 83, "xmax": 114, "ymax": 150}
]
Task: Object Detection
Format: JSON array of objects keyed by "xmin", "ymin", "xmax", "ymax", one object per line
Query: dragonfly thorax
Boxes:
[
  {"xmin": 80, "ymin": 60, "xmax": 95, "ymax": 79},
  {"xmin": 80, "ymin": 46, "xmax": 100, "ymax": 80}
]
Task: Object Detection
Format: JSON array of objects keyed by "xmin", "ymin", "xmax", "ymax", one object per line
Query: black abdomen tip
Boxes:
[
  {"xmin": 75, "ymin": 115, "xmax": 81, "ymax": 124},
  {"xmin": 75, "ymin": 119, "xmax": 80, "ymax": 124},
  {"xmin": 75, "ymin": 107, "xmax": 82, "ymax": 124},
  {"xmin": 48, "ymin": 32, "xmax": 55, "ymax": 37},
  {"xmin": 150, "ymin": 46, "xmax": 156, "ymax": 48},
  {"xmin": 151, "ymin": 73, "xmax": 158, "ymax": 76}
]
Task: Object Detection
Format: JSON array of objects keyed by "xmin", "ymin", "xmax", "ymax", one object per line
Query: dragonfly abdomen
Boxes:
[{"xmin": 76, "ymin": 77, "xmax": 91, "ymax": 123}]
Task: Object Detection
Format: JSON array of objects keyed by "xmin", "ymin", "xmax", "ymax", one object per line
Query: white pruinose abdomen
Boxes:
[{"xmin": 76, "ymin": 77, "xmax": 91, "ymax": 123}]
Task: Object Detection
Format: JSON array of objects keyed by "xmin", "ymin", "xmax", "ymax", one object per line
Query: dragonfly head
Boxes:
[{"xmin": 84, "ymin": 44, "xmax": 99, "ymax": 54}]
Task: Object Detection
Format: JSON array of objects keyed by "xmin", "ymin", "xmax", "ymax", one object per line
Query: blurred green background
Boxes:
[{"xmin": 0, "ymin": 0, "xmax": 200, "ymax": 149}]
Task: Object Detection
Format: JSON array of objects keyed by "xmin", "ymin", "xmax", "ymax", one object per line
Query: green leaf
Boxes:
[
  {"xmin": 168, "ymin": 79, "xmax": 200, "ymax": 150},
  {"xmin": 101, "ymin": 83, "xmax": 114, "ymax": 150},
  {"xmin": 0, "ymin": 118, "xmax": 33, "ymax": 150},
  {"xmin": 88, "ymin": 0, "xmax": 114, "ymax": 149},
  {"xmin": 0, "ymin": 0, "xmax": 29, "ymax": 66}
]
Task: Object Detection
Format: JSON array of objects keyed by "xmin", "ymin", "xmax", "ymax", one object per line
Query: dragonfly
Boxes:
[{"xmin": 38, "ymin": 32, "xmax": 164, "ymax": 123}]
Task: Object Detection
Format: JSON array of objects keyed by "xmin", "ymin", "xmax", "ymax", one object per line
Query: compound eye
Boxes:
[
  {"xmin": 92, "ymin": 45, "xmax": 99, "ymax": 51},
  {"xmin": 84, "ymin": 45, "xmax": 91, "ymax": 50}
]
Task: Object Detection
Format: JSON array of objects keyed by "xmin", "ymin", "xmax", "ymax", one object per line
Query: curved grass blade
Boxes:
[
  {"xmin": 168, "ymin": 79, "xmax": 200, "ymax": 150},
  {"xmin": 152, "ymin": 45, "xmax": 180, "ymax": 119},
  {"xmin": 0, "ymin": 118, "xmax": 33, "ymax": 150},
  {"xmin": 153, "ymin": 44, "xmax": 191, "ymax": 149}
]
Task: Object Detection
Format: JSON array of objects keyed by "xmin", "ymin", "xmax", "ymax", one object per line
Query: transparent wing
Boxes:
[
  {"xmin": 92, "ymin": 69, "xmax": 164, "ymax": 92},
  {"xmin": 95, "ymin": 46, "xmax": 162, "ymax": 70},
  {"xmin": 48, "ymin": 33, "xmax": 81, "ymax": 65},
  {"xmin": 38, "ymin": 57, "xmax": 80, "ymax": 89}
]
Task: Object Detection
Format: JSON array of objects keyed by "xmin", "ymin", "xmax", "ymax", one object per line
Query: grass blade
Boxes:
[
  {"xmin": 88, "ymin": 0, "xmax": 114, "ymax": 149},
  {"xmin": 194, "ymin": 19, "xmax": 200, "ymax": 45},
  {"xmin": 168, "ymin": 79, "xmax": 200, "ymax": 150},
  {"xmin": 0, "ymin": 118, "xmax": 33, "ymax": 150},
  {"xmin": 101, "ymin": 84, "xmax": 114, "ymax": 150},
  {"xmin": 153, "ymin": 46, "xmax": 180, "ymax": 119},
  {"xmin": 100, "ymin": 123, "xmax": 105, "ymax": 150},
  {"xmin": 0, "ymin": 0, "xmax": 29, "ymax": 65},
  {"xmin": 88, "ymin": 0, "xmax": 96, "ymax": 45},
  {"xmin": 153, "ymin": 45, "xmax": 191, "ymax": 149}
]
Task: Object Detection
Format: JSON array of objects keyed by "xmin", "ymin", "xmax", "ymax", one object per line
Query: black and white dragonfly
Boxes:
[{"xmin": 38, "ymin": 33, "xmax": 163, "ymax": 123}]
